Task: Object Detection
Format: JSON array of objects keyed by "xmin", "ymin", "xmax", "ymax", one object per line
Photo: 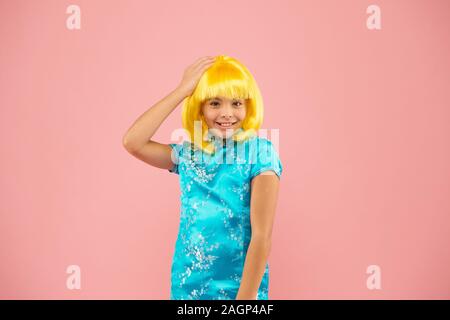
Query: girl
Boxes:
[{"xmin": 123, "ymin": 55, "xmax": 282, "ymax": 300}]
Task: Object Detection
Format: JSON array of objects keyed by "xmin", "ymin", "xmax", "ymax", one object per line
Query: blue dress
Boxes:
[{"xmin": 168, "ymin": 129, "xmax": 283, "ymax": 300}]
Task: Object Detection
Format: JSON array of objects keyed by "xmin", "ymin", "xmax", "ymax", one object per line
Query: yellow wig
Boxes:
[{"xmin": 181, "ymin": 55, "xmax": 264, "ymax": 154}]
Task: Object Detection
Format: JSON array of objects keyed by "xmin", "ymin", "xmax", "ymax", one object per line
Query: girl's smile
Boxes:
[{"xmin": 215, "ymin": 120, "xmax": 238, "ymax": 128}]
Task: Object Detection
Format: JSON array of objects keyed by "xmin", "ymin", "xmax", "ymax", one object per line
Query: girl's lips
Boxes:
[{"xmin": 215, "ymin": 121, "xmax": 237, "ymax": 128}]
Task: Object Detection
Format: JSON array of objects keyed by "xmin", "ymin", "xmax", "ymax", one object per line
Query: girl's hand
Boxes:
[{"xmin": 177, "ymin": 56, "xmax": 216, "ymax": 97}]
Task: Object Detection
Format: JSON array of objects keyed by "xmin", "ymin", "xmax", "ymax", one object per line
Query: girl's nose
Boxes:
[
  {"xmin": 219, "ymin": 115, "xmax": 233, "ymax": 121},
  {"xmin": 219, "ymin": 104, "xmax": 234, "ymax": 118}
]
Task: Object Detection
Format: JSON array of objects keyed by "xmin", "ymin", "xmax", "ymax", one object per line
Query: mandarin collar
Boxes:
[{"xmin": 206, "ymin": 128, "xmax": 244, "ymax": 147}]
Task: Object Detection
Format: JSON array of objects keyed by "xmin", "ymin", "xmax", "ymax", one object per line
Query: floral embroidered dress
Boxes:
[{"xmin": 168, "ymin": 128, "xmax": 283, "ymax": 300}]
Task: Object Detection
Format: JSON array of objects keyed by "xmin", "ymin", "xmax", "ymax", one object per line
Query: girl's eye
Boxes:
[{"xmin": 209, "ymin": 100, "xmax": 243, "ymax": 107}]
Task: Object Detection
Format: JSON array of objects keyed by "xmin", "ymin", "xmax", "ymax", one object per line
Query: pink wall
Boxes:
[{"xmin": 1, "ymin": 0, "xmax": 449, "ymax": 299}]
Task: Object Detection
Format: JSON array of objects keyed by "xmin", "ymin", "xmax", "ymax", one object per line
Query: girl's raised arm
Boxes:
[{"xmin": 122, "ymin": 56, "xmax": 216, "ymax": 170}]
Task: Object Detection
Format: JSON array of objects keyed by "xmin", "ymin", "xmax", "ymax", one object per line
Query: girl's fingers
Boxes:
[
  {"xmin": 201, "ymin": 57, "xmax": 216, "ymax": 65},
  {"xmin": 198, "ymin": 56, "xmax": 216, "ymax": 64},
  {"xmin": 189, "ymin": 56, "xmax": 214, "ymax": 71},
  {"xmin": 193, "ymin": 57, "xmax": 216, "ymax": 72},
  {"xmin": 199, "ymin": 59, "xmax": 216, "ymax": 68},
  {"xmin": 194, "ymin": 56, "xmax": 212, "ymax": 64}
]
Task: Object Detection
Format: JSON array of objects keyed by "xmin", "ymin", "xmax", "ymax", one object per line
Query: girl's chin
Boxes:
[{"xmin": 208, "ymin": 127, "xmax": 236, "ymax": 138}]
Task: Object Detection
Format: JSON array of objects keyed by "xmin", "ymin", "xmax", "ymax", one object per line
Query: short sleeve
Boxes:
[
  {"xmin": 250, "ymin": 138, "xmax": 283, "ymax": 179},
  {"xmin": 168, "ymin": 143, "xmax": 183, "ymax": 175}
]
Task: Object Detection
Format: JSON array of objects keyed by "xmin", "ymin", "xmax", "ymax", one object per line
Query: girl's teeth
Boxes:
[{"xmin": 217, "ymin": 122, "xmax": 233, "ymax": 127}]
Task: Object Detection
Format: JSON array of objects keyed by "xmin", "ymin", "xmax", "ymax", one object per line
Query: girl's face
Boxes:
[{"xmin": 201, "ymin": 96, "xmax": 247, "ymax": 139}]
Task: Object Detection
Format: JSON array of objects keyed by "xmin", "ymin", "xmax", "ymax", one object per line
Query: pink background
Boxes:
[{"xmin": 1, "ymin": 0, "xmax": 449, "ymax": 299}]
